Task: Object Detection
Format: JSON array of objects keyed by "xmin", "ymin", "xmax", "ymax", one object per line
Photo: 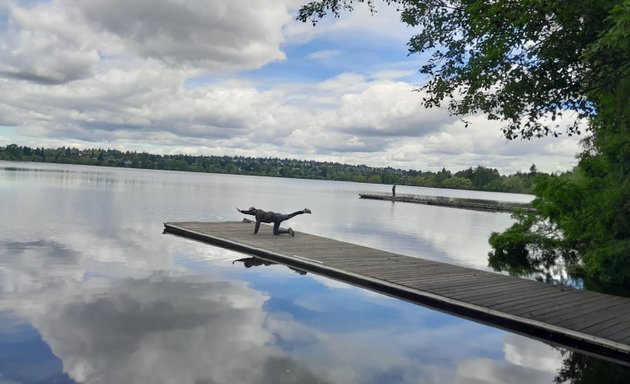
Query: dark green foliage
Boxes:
[
  {"xmin": 488, "ymin": 210, "xmax": 576, "ymax": 280},
  {"xmin": 490, "ymin": 140, "xmax": 630, "ymax": 294},
  {"xmin": 554, "ymin": 351, "xmax": 630, "ymax": 383},
  {"xmin": 455, "ymin": 166, "xmax": 500, "ymax": 189},
  {"xmin": 0, "ymin": 144, "xmax": 541, "ymax": 194},
  {"xmin": 488, "ymin": 192, "xmax": 583, "ymax": 286},
  {"xmin": 489, "ymin": 119, "xmax": 630, "ymax": 292}
]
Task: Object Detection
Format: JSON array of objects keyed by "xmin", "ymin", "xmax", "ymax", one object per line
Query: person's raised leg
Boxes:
[{"xmin": 284, "ymin": 209, "xmax": 311, "ymax": 220}]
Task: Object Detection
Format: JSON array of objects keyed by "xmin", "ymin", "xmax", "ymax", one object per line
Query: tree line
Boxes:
[{"xmin": 0, "ymin": 143, "xmax": 547, "ymax": 194}]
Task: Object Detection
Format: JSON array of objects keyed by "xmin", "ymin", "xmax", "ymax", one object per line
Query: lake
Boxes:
[{"xmin": 1, "ymin": 161, "xmax": 627, "ymax": 383}]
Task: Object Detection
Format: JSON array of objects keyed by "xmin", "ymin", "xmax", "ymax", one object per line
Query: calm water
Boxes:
[{"xmin": 0, "ymin": 161, "xmax": 627, "ymax": 383}]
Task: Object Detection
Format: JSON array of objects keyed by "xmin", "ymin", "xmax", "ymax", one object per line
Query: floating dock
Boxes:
[
  {"xmin": 164, "ymin": 221, "xmax": 630, "ymax": 366},
  {"xmin": 360, "ymin": 193, "xmax": 536, "ymax": 213}
]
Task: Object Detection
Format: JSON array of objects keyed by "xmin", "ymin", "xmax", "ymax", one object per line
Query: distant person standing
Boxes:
[
  {"xmin": 392, "ymin": 184, "xmax": 396, "ymax": 200},
  {"xmin": 236, "ymin": 207, "xmax": 311, "ymax": 236}
]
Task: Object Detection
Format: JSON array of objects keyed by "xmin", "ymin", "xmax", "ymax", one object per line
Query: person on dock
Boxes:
[
  {"xmin": 392, "ymin": 184, "xmax": 396, "ymax": 200},
  {"xmin": 236, "ymin": 207, "xmax": 311, "ymax": 236}
]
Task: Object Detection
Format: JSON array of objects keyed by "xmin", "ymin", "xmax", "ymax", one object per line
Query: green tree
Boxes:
[
  {"xmin": 299, "ymin": 0, "xmax": 630, "ymax": 291},
  {"xmin": 441, "ymin": 176, "xmax": 473, "ymax": 190},
  {"xmin": 435, "ymin": 167, "xmax": 451, "ymax": 184},
  {"xmin": 489, "ymin": 69, "xmax": 630, "ymax": 294},
  {"xmin": 469, "ymin": 166, "xmax": 501, "ymax": 190}
]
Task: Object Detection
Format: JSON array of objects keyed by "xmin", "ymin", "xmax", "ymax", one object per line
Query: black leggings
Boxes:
[{"xmin": 272, "ymin": 210, "xmax": 304, "ymax": 234}]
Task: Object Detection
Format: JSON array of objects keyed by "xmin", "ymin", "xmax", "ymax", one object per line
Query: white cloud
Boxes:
[
  {"xmin": 0, "ymin": 0, "xmax": 582, "ymax": 174},
  {"xmin": 503, "ymin": 334, "xmax": 563, "ymax": 372},
  {"xmin": 284, "ymin": 1, "xmax": 411, "ymax": 46},
  {"xmin": 370, "ymin": 69, "xmax": 417, "ymax": 81},
  {"xmin": 66, "ymin": 0, "xmax": 291, "ymax": 71},
  {"xmin": 305, "ymin": 49, "xmax": 341, "ymax": 60},
  {"xmin": 0, "ymin": 2, "xmax": 102, "ymax": 84},
  {"xmin": 333, "ymin": 81, "xmax": 453, "ymax": 137}
]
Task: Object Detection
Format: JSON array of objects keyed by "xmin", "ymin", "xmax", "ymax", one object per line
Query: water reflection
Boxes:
[
  {"xmin": 233, "ymin": 256, "xmax": 308, "ymax": 275},
  {"xmin": 2, "ymin": 162, "xmax": 630, "ymax": 383},
  {"xmin": 0, "ymin": 311, "xmax": 73, "ymax": 383},
  {"xmin": 0, "ymin": 226, "xmax": 574, "ymax": 384},
  {"xmin": 39, "ymin": 278, "xmax": 305, "ymax": 384}
]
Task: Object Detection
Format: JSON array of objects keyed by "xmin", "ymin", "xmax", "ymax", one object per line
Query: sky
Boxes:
[{"xmin": 0, "ymin": 0, "xmax": 584, "ymax": 174}]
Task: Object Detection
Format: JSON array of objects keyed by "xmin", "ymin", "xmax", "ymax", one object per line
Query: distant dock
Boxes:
[
  {"xmin": 360, "ymin": 193, "xmax": 535, "ymax": 213},
  {"xmin": 164, "ymin": 221, "xmax": 630, "ymax": 366}
]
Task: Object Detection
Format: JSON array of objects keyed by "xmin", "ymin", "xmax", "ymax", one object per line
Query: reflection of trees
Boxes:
[
  {"xmin": 553, "ymin": 351, "xmax": 630, "ymax": 384},
  {"xmin": 487, "ymin": 211, "xmax": 579, "ymax": 286},
  {"xmin": 233, "ymin": 257, "xmax": 308, "ymax": 275},
  {"xmin": 488, "ymin": 210, "xmax": 630, "ymax": 297},
  {"xmin": 487, "ymin": 221, "xmax": 630, "ymax": 382}
]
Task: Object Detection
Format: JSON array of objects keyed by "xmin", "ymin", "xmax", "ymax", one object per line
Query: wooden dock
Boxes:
[
  {"xmin": 164, "ymin": 221, "xmax": 630, "ymax": 366},
  {"xmin": 360, "ymin": 193, "xmax": 536, "ymax": 213}
]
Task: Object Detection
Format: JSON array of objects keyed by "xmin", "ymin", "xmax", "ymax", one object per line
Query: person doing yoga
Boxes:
[{"xmin": 236, "ymin": 207, "xmax": 311, "ymax": 236}]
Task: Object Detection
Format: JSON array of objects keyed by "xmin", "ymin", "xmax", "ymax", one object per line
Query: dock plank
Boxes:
[
  {"xmin": 445, "ymin": 281, "xmax": 549, "ymax": 301},
  {"xmin": 491, "ymin": 290, "xmax": 603, "ymax": 313},
  {"xmin": 485, "ymin": 289, "xmax": 584, "ymax": 310},
  {"xmin": 164, "ymin": 221, "xmax": 630, "ymax": 366}
]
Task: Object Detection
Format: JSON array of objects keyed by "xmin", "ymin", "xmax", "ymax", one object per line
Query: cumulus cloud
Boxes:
[
  {"xmin": 332, "ymin": 81, "xmax": 454, "ymax": 137},
  {"xmin": 66, "ymin": 0, "xmax": 290, "ymax": 70},
  {"xmin": 0, "ymin": 0, "xmax": 292, "ymax": 84},
  {"xmin": 0, "ymin": 2, "xmax": 102, "ymax": 84},
  {"xmin": 0, "ymin": 0, "xmax": 582, "ymax": 174}
]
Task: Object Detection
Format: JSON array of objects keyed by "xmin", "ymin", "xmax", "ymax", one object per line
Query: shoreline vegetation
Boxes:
[{"xmin": 0, "ymin": 144, "xmax": 558, "ymax": 195}]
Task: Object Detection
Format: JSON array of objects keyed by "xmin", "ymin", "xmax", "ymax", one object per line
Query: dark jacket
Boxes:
[{"xmin": 254, "ymin": 209, "xmax": 280, "ymax": 223}]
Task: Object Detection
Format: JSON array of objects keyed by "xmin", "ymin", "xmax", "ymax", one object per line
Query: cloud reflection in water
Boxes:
[
  {"xmin": 0, "ymin": 234, "xmax": 568, "ymax": 384},
  {"xmin": 0, "ymin": 165, "xmax": 600, "ymax": 383}
]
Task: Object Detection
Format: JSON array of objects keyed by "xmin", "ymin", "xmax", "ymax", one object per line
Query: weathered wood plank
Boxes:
[
  {"xmin": 532, "ymin": 293, "xmax": 626, "ymax": 318},
  {"xmin": 485, "ymin": 289, "xmax": 585, "ymax": 311},
  {"xmin": 164, "ymin": 221, "xmax": 630, "ymax": 366},
  {"xmin": 606, "ymin": 323, "xmax": 630, "ymax": 341},
  {"xmin": 490, "ymin": 288, "xmax": 583, "ymax": 310},
  {"xmin": 445, "ymin": 281, "xmax": 550, "ymax": 301},
  {"xmin": 581, "ymin": 319, "xmax": 630, "ymax": 338},
  {"xmin": 379, "ymin": 272, "xmax": 488, "ymax": 287},
  {"xmin": 350, "ymin": 265, "xmax": 474, "ymax": 279},
  {"xmin": 416, "ymin": 274, "xmax": 528, "ymax": 292},
  {"xmin": 495, "ymin": 289, "xmax": 603, "ymax": 313},
  {"xmin": 505, "ymin": 294, "xmax": 609, "ymax": 319},
  {"xmin": 543, "ymin": 301, "xmax": 630, "ymax": 329}
]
